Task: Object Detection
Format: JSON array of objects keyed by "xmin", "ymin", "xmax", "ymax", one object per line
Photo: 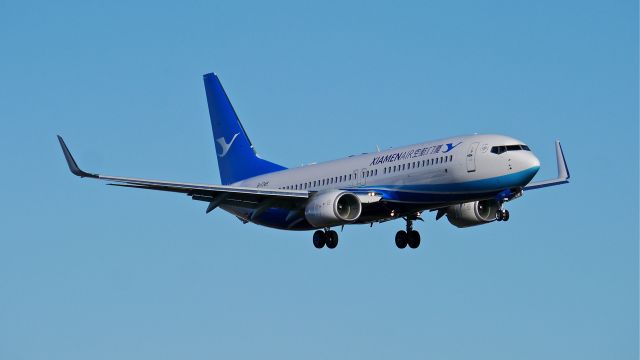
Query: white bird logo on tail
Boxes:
[{"xmin": 216, "ymin": 133, "xmax": 239, "ymax": 158}]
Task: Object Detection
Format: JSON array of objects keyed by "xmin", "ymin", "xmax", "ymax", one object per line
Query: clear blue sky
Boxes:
[{"xmin": 0, "ymin": 1, "xmax": 637, "ymax": 359}]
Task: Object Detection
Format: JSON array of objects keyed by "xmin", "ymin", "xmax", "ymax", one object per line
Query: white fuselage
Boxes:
[{"xmin": 221, "ymin": 134, "xmax": 541, "ymax": 229}]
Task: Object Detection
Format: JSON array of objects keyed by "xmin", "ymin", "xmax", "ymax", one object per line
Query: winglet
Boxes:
[
  {"xmin": 555, "ymin": 140, "xmax": 570, "ymax": 180},
  {"xmin": 524, "ymin": 140, "xmax": 570, "ymax": 190},
  {"xmin": 57, "ymin": 135, "xmax": 99, "ymax": 178}
]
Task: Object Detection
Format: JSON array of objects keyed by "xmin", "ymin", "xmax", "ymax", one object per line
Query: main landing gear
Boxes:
[
  {"xmin": 313, "ymin": 228, "xmax": 339, "ymax": 249},
  {"xmin": 395, "ymin": 217, "xmax": 421, "ymax": 249}
]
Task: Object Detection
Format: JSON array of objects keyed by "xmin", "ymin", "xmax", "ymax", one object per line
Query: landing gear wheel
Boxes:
[
  {"xmin": 395, "ymin": 230, "xmax": 408, "ymax": 249},
  {"xmin": 313, "ymin": 230, "xmax": 326, "ymax": 249},
  {"xmin": 496, "ymin": 210, "xmax": 503, "ymax": 221},
  {"xmin": 407, "ymin": 230, "xmax": 421, "ymax": 249},
  {"xmin": 326, "ymin": 230, "xmax": 339, "ymax": 249},
  {"xmin": 502, "ymin": 209, "xmax": 510, "ymax": 221}
]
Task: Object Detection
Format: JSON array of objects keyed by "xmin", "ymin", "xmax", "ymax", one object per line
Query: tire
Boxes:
[
  {"xmin": 407, "ymin": 230, "xmax": 421, "ymax": 249},
  {"xmin": 326, "ymin": 230, "xmax": 339, "ymax": 249},
  {"xmin": 313, "ymin": 230, "xmax": 326, "ymax": 249},
  {"xmin": 395, "ymin": 230, "xmax": 408, "ymax": 249},
  {"xmin": 496, "ymin": 210, "xmax": 503, "ymax": 221},
  {"xmin": 503, "ymin": 209, "xmax": 510, "ymax": 222}
]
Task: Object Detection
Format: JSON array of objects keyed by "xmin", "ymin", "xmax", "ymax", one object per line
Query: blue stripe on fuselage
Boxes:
[
  {"xmin": 250, "ymin": 166, "xmax": 539, "ymax": 229},
  {"xmin": 351, "ymin": 166, "xmax": 540, "ymax": 201}
]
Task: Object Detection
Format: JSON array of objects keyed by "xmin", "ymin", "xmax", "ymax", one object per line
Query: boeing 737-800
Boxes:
[{"xmin": 58, "ymin": 73, "xmax": 570, "ymax": 249}]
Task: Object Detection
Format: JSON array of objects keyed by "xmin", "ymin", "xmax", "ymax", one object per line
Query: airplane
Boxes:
[{"xmin": 58, "ymin": 72, "xmax": 570, "ymax": 250}]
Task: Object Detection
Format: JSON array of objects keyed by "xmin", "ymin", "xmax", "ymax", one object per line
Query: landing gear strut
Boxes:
[
  {"xmin": 313, "ymin": 228, "xmax": 339, "ymax": 249},
  {"xmin": 395, "ymin": 217, "xmax": 421, "ymax": 249}
]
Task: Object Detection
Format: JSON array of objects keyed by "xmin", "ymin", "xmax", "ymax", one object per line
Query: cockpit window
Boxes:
[{"xmin": 491, "ymin": 144, "xmax": 531, "ymax": 154}]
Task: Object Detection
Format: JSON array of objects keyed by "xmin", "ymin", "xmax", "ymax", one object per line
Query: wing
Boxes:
[
  {"xmin": 57, "ymin": 136, "xmax": 309, "ymax": 213},
  {"xmin": 525, "ymin": 140, "xmax": 570, "ymax": 190}
]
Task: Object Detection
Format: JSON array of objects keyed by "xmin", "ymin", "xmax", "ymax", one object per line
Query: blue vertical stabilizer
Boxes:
[{"xmin": 203, "ymin": 73, "xmax": 287, "ymax": 185}]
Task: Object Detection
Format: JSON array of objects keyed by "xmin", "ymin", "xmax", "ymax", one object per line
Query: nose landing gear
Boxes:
[
  {"xmin": 494, "ymin": 188, "xmax": 521, "ymax": 222},
  {"xmin": 496, "ymin": 208, "xmax": 510, "ymax": 221}
]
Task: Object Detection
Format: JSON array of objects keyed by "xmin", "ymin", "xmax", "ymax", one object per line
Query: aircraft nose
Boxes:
[
  {"xmin": 511, "ymin": 151, "xmax": 540, "ymax": 179},
  {"xmin": 527, "ymin": 152, "xmax": 541, "ymax": 169}
]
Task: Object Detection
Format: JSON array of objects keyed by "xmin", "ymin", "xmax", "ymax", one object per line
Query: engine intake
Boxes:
[
  {"xmin": 446, "ymin": 199, "xmax": 500, "ymax": 228},
  {"xmin": 305, "ymin": 190, "xmax": 362, "ymax": 228}
]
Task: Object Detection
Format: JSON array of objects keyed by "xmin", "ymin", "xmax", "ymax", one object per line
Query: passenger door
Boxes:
[{"xmin": 466, "ymin": 142, "xmax": 479, "ymax": 172}]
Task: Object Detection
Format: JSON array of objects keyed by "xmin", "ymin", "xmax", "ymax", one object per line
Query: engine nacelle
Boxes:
[
  {"xmin": 304, "ymin": 190, "xmax": 362, "ymax": 228},
  {"xmin": 446, "ymin": 199, "xmax": 500, "ymax": 228}
]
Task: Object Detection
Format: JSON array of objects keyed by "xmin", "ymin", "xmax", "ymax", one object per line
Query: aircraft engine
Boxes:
[
  {"xmin": 304, "ymin": 190, "xmax": 362, "ymax": 228},
  {"xmin": 446, "ymin": 199, "xmax": 500, "ymax": 228}
]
